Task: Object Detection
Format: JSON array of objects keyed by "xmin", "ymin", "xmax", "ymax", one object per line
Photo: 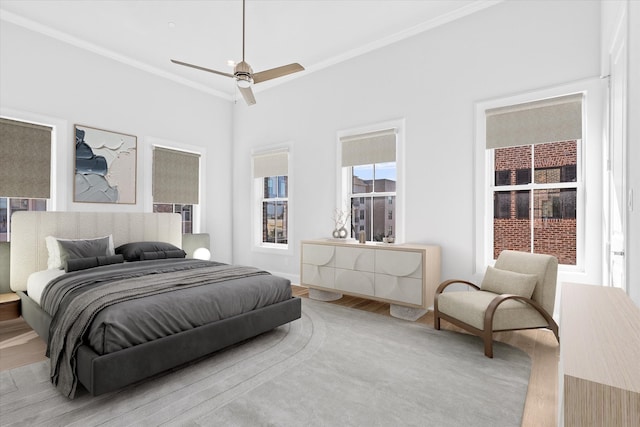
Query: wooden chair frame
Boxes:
[{"xmin": 433, "ymin": 279, "xmax": 559, "ymax": 358}]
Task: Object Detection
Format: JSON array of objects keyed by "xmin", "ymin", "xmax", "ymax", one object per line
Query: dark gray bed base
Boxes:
[{"xmin": 18, "ymin": 291, "xmax": 301, "ymax": 396}]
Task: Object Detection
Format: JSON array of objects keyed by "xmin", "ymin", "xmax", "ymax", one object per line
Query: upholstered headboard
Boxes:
[{"xmin": 10, "ymin": 211, "xmax": 182, "ymax": 292}]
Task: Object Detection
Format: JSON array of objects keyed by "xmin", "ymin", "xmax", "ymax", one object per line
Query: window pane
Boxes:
[
  {"xmin": 534, "ymin": 189, "xmax": 576, "ymax": 265},
  {"xmin": 494, "ymin": 192, "xmax": 531, "ymax": 259},
  {"xmin": 352, "ymin": 165, "xmax": 373, "ymax": 194},
  {"xmin": 351, "ymin": 197, "xmax": 366, "ymax": 239},
  {"xmin": 264, "ymin": 177, "xmax": 277, "ymax": 198},
  {"xmin": 262, "ymin": 201, "xmax": 276, "ymax": 243},
  {"xmin": 373, "ymin": 195, "xmax": 393, "ymax": 241},
  {"xmin": 350, "ymin": 196, "xmax": 395, "ymax": 241},
  {"xmin": 278, "ymin": 176, "xmax": 288, "ymax": 198},
  {"xmin": 262, "ymin": 198, "xmax": 287, "ymax": 245},
  {"xmin": 495, "ymin": 145, "xmax": 531, "ymax": 185},
  {"xmin": 276, "ymin": 201, "xmax": 288, "ymax": 244},
  {"xmin": 534, "ymin": 141, "xmax": 577, "ymax": 184},
  {"xmin": 374, "ymin": 162, "xmax": 396, "ymax": 192}
]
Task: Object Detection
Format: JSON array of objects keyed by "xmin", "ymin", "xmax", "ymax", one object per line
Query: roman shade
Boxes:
[
  {"xmin": 341, "ymin": 129, "xmax": 397, "ymax": 167},
  {"xmin": 252, "ymin": 150, "xmax": 288, "ymax": 178},
  {"xmin": 0, "ymin": 118, "xmax": 52, "ymax": 198},
  {"xmin": 486, "ymin": 94, "xmax": 583, "ymax": 149},
  {"xmin": 152, "ymin": 147, "xmax": 200, "ymax": 205}
]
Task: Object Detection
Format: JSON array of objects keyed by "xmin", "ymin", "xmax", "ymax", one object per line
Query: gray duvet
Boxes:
[{"xmin": 40, "ymin": 259, "xmax": 292, "ymax": 398}]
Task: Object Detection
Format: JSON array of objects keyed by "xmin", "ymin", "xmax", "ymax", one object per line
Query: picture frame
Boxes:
[{"xmin": 73, "ymin": 124, "xmax": 137, "ymax": 204}]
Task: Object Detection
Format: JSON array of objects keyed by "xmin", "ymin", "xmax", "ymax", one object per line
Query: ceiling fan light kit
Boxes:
[{"xmin": 170, "ymin": 0, "xmax": 304, "ymax": 106}]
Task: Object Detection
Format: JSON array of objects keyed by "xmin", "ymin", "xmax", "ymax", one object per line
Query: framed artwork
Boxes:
[{"xmin": 74, "ymin": 124, "xmax": 137, "ymax": 204}]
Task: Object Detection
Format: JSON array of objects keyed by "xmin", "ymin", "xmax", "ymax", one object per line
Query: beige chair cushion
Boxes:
[
  {"xmin": 437, "ymin": 290, "xmax": 548, "ymax": 331},
  {"xmin": 480, "ymin": 266, "xmax": 537, "ymax": 298}
]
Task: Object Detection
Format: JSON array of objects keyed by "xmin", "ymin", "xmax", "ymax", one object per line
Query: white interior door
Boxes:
[{"xmin": 607, "ymin": 13, "xmax": 628, "ymax": 290}]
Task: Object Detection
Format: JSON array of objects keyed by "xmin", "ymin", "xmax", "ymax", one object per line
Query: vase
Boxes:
[{"xmin": 332, "ymin": 227, "xmax": 348, "ymax": 239}]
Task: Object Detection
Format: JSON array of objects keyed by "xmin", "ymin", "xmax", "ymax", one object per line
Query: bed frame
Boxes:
[{"xmin": 10, "ymin": 211, "xmax": 301, "ymax": 396}]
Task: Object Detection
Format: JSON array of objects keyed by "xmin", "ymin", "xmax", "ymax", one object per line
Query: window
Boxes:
[
  {"xmin": 492, "ymin": 141, "xmax": 579, "ymax": 264},
  {"xmin": 340, "ymin": 128, "xmax": 398, "ymax": 242},
  {"xmin": 349, "ymin": 163, "xmax": 396, "ymax": 241},
  {"xmin": 152, "ymin": 203, "xmax": 193, "ymax": 233},
  {"xmin": 152, "ymin": 146, "xmax": 200, "ymax": 233},
  {"xmin": 253, "ymin": 149, "xmax": 289, "ymax": 249},
  {"xmin": 261, "ymin": 176, "xmax": 288, "ymax": 244},
  {"xmin": 0, "ymin": 118, "xmax": 52, "ymax": 241},
  {"xmin": 485, "ymin": 93, "xmax": 582, "ymax": 266},
  {"xmin": 0, "ymin": 198, "xmax": 47, "ymax": 241}
]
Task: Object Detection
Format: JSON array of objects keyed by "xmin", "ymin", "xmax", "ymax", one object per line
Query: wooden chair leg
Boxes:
[{"xmin": 483, "ymin": 331, "xmax": 493, "ymax": 358}]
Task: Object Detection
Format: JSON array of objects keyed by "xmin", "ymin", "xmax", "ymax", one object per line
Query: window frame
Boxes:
[
  {"xmin": 144, "ymin": 137, "xmax": 204, "ymax": 233},
  {"xmin": 489, "ymin": 141, "xmax": 582, "ymax": 263},
  {"xmin": 0, "ymin": 109, "xmax": 64, "ymax": 240},
  {"xmin": 260, "ymin": 175, "xmax": 289, "ymax": 247},
  {"xmin": 474, "ymin": 79, "xmax": 604, "ymax": 279},
  {"xmin": 337, "ymin": 119, "xmax": 405, "ymax": 244},
  {"xmin": 252, "ymin": 145, "xmax": 292, "ymax": 253}
]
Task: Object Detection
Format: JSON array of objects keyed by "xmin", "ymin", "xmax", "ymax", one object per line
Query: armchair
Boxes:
[{"xmin": 434, "ymin": 250, "xmax": 559, "ymax": 358}]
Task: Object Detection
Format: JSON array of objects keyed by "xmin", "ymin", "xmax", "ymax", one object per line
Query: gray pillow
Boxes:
[
  {"xmin": 116, "ymin": 241, "xmax": 183, "ymax": 262},
  {"xmin": 65, "ymin": 254, "xmax": 125, "ymax": 273},
  {"xmin": 46, "ymin": 235, "xmax": 115, "ymax": 269},
  {"xmin": 480, "ymin": 266, "xmax": 538, "ymax": 298}
]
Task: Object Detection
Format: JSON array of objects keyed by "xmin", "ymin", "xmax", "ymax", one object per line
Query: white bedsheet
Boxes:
[{"xmin": 27, "ymin": 269, "xmax": 65, "ymax": 306}]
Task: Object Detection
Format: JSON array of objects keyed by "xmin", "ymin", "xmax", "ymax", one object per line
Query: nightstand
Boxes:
[{"xmin": 0, "ymin": 293, "xmax": 21, "ymax": 321}]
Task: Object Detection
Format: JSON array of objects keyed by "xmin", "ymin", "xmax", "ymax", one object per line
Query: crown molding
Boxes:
[
  {"xmin": 0, "ymin": 9, "xmax": 233, "ymax": 101},
  {"xmin": 2, "ymin": 1, "xmax": 502, "ymax": 99}
]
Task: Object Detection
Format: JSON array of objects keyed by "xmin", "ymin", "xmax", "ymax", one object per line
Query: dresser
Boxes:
[{"xmin": 300, "ymin": 239, "xmax": 441, "ymax": 320}]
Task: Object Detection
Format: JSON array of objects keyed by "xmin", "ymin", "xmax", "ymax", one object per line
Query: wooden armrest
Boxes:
[
  {"xmin": 484, "ymin": 294, "xmax": 559, "ymax": 342},
  {"xmin": 435, "ymin": 279, "xmax": 480, "ymax": 295}
]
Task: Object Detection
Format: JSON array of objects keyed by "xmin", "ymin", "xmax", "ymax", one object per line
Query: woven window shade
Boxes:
[
  {"xmin": 152, "ymin": 147, "xmax": 200, "ymax": 204},
  {"xmin": 486, "ymin": 94, "xmax": 583, "ymax": 149},
  {"xmin": 253, "ymin": 150, "xmax": 288, "ymax": 178},
  {"xmin": 0, "ymin": 118, "xmax": 52, "ymax": 198},
  {"xmin": 341, "ymin": 129, "xmax": 396, "ymax": 167}
]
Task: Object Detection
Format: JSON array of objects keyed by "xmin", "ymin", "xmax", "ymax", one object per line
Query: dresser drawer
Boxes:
[
  {"xmin": 374, "ymin": 274, "xmax": 423, "ymax": 305},
  {"xmin": 375, "ymin": 250, "xmax": 422, "ymax": 278}
]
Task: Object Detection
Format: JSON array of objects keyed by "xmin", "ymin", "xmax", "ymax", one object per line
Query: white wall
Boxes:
[
  {"xmin": 0, "ymin": 22, "xmax": 234, "ymax": 263},
  {"xmin": 231, "ymin": 0, "xmax": 602, "ymax": 288}
]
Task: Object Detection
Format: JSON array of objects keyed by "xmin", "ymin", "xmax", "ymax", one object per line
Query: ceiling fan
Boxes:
[{"xmin": 171, "ymin": 0, "xmax": 304, "ymax": 106}]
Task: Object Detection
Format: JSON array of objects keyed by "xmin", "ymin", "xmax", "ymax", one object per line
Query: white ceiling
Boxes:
[{"xmin": 0, "ymin": 0, "xmax": 500, "ymax": 100}]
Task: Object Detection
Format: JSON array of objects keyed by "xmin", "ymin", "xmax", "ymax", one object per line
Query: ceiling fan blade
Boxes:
[
  {"xmin": 171, "ymin": 59, "xmax": 235, "ymax": 78},
  {"xmin": 253, "ymin": 63, "xmax": 304, "ymax": 84},
  {"xmin": 239, "ymin": 86, "xmax": 256, "ymax": 106}
]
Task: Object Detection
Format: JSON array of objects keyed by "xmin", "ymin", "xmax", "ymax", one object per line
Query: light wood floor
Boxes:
[{"xmin": 0, "ymin": 285, "xmax": 559, "ymax": 426}]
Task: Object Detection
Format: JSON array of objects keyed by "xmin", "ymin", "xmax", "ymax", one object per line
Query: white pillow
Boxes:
[
  {"xmin": 45, "ymin": 235, "xmax": 115, "ymax": 269},
  {"xmin": 480, "ymin": 266, "xmax": 538, "ymax": 298}
]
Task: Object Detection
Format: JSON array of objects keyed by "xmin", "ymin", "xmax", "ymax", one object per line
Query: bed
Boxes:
[{"xmin": 10, "ymin": 211, "xmax": 301, "ymax": 398}]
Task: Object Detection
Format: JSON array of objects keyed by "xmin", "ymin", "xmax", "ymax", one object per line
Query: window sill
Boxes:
[{"xmin": 252, "ymin": 243, "xmax": 290, "ymax": 255}]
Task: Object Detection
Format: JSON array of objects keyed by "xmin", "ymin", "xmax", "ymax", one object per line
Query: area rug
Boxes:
[{"xmin": 0, "ymin": 298, "xmax": 531, "ymax": 426}]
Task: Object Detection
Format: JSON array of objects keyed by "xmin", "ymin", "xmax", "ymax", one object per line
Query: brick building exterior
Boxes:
[{"xmin": 493, "ymin": 141, "xmax": 577, "ymax": 265}]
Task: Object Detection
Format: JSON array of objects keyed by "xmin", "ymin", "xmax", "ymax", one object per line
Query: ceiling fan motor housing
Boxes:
[{"xmin": 235, "ymin": 61, "xmax": 253, "ymax": 88}]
